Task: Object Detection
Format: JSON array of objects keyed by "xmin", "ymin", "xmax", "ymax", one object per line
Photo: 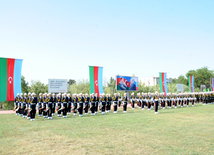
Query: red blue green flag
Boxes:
[
  {"xmin": 159, "ymin": 72, "xmax": 168, "ymax": 95},
  {"xmin": 189, "ymin": 76, "xmax": 194, "ymax": 92},
  {"xmin": 89, "ymin": 66, "xmax": 103, "ymax": 96},
  {"xmin": 0, "ymin": 57, "xmax": 23, "ymax": 101},
  {"xmin": 210, "ymin": 78, "xmax": 214, "ymax": 91}
]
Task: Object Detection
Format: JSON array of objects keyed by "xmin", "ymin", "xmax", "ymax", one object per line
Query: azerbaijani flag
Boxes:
[
  {"xmin": 159, "ymin": 72, "xmax": 168, "ymax": 96},
  {"xmin": 189, "ymin": 76, "xmax": 194, "ymax": 92},
  {"xmin": 210, "ymin": 78, "xmax": 214, "ymax": 91},
  {"xmin": 89, "ymin": 66, "xmax": 103, "ymax": 96},
  {"xmin": 0, "ymin": 57, "xmax": 23, "ymax": 101}
]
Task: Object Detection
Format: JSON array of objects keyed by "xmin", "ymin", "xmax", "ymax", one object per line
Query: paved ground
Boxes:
[{"xmin": 0, "ymin": 110, "xmax": 15, "ymax": 114}]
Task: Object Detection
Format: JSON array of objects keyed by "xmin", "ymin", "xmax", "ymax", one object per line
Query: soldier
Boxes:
[
  {"xmin": 167, "ymin": 93, "xmax": 172, "ymax": 108},
  {"xmin": 27, "ymin": 92, "xmax": 32, "ymax": 119},
  {"xmin": 95, "ymin": 93, "xmax": 99, "ymax": 114},
  {"xmin": 14, "ymin": 93, "xmax": 21, "ymax": 115},
  {"xmin": 67, "ymin": 93, "xmax": 72, "ymax": 115},
  {"xmin": 30, "ymin": 93, "xmax": 37, "ymax": 121},
  {"xmin": 173, "ymin": 93, "xmax": 178, "ymax": 108},
  {"xmin": 153, "ymin": 91, "xmax": 160, "ymax": 114},
  {"xmin": 84, "ymin": 94, "xmax": 90, "ymax": 115},
  {"xmin": 141, "ymin": 92, "xmax": 145, "ymax": 110},
  {"xmin": 72, "ymin": 94, "xmax": 78, "ymax": 116},
  {"xmin": 77, "ymin": 93, "xmax": 84, "ymax": 117},
  {"xmin": 61, "ymin": 93, "xmax": 68, "ymax": 118},
  {"xmin": 22, "ymin": 93, "xmax": 28, "ymax": 117},
  {"xmin": 130, "ymin": 92, "xmax": 135, "ymax": 109},
  {"xmin": 151, "ymin": 93, "xmax": 155, "ymax": 108},
  {"xmin": 99, "ymin": 93, "xmax": 106, "ymax": 115},
  {"xmin": 56, "ymin": 93, "xmax": 62, "ymax": 117},
  {"xmin": 42, "ymin": 93, "xmax": 48, "ymax": 118},
  {"xmin": 136, "ymin": 93, "xmax": 141, "ymax": 108},
  {"xmin": 146, "ymin": 92, "xmax": 152, "ymax": 110},
  {"xmin": 52, "ymin": 93, "xmax": 56, "ymax": 116},
  {"xmin": 37, "ymin": 93, "xmax": 43, "ymax": 117},
  {"xmin": 113, "ymin": 93, "xmax": 118, "ymax": 113},
  {"xmin": 18, "ymin": 93, "xmax": 24, "ymax": 117},
  {"xmin": 122, "ymin": 93, "xmax": 128, "ymax": 113},
  {"xmin": 46, "ymin": 93, "xmax": 53, "ymax": 119},
  {"xmin": 90, "ymin": 93, "xmax": 96, "ymax": 115},
  {"xmin": 118, "ymin": 93, "xmax": 122, "ymax": 108}
]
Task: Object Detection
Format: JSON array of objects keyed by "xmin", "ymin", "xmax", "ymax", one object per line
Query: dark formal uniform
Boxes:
[
  {"xmin": 77, "ymin": 96, "xmax": 84, "ymax": 116},
  {"xmin": 37, "ymin": 97, "xmax": 43, "ymax": 116},
  {"xmin": 153, "ymin": 95, "xmax": 159, "ymax": 113},
  {"xmin": 56, "ymin": 96, "xmax": 62, "ymax": 116},
  {"xmin": 67, "ymin": 96, "xmax": 72, "ymax": 114},
  {"xmin": 42, "ymin": 97, "xmax": 47, "ymax": 117},
  {"xmin": 46, "ymin": 97, "xmax": 53, "ymax": 118},
  {"xmin": 52, "ymin": 96, "xmax": 56, "ymax": 115},
  {"xmin": 108, "ymin": 96, "xmax": 112, "ymax": 111},
  {"xmin": 136, "ymin": 95, "xmax": 141, "ymax": 108},
  {"xmin": 113, "ymin": 95, "xmax": 118, "ymax": 113},
  {"xmin": 122, "ymin": 96, "xmax": 128, "ymax": 112},
  {"xmin": 130, "ymin": 95, "xmax": 135, "ymax": 109},
  {"xmin": 14, "ymin": 96, "xmax": 21, "ymax": 115},
  {"xmin": 90, "ymin": 96, "xmax": 96, "ymax": 115},
  {"xmin": 84, "ymin": 96, "xmax": 90, "ymax": 114},
  {"xmin": 95, "ymin": 96, "xmax": 99, "ymax": 113},
  {"xmin": 99, "ymin": 96, "xmax": 106, "ymax": 114},
  {"xmin": 27, "ymin": 96, "xmax": 33, "ymax": 118},
  {"xmin": 72, "ymin": 97, "xmax": 78, "ymax": 115},
  {"xmin": 21, "ymin": 96, "xmax": 27, "ymax": 117},
  {"xmin": 30, "ymin": 97, "xmax": 37, "ymax": 120},
  {"xmin": 173, "ymin": 94, "xmax": 177, "ymax": 107},
  {"xmin": 61, "ymin": 96, "xmax": 68, "ymax": 117},
  {"xmin": 146, "ymin": 95, "xmax": 152, "ymax": 110}
]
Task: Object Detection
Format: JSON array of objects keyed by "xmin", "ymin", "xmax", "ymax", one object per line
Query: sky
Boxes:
[{"xmin": 0, "ymin": 0, "xmax": 214, "ymax": 85}]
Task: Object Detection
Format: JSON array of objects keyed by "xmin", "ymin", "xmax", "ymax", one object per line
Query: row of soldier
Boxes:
[{"xmin": 14, "ymin": 91, "xmax": 214, "ymax": 121}]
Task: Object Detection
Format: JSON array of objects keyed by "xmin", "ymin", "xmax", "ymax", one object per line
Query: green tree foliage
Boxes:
[
  {"xmin": 21, "ymin": 75, "xmax": 29, "ymax": 93},
  {"xmin": 68, "ymin": 79, "xmax": 90, "ymax": 95},
  {"xmin": 30, "ymin": 80, "xmax": 48, "ymax": 95},
  {"xmin": 68, "ymin": 79, "xmax": 76, "ymax": 85}
]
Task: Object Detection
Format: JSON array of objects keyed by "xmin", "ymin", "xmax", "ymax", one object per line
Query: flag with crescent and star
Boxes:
[
  {"xmin": 159, "ymin": 72, "xmax": 168, "ymax": 96},
  {"xmin": 0, "ymin": 57, "xmax": 23, "ymax": 101},
  {"xmin": 89, "ymin": 66, "xmax": 103, "ymax": 96}
]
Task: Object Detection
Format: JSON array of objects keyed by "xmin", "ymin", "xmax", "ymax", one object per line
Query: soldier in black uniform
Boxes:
[
  {"xmin": 84, "ymin": 94, "xmax": 90, "ymax": 115},
  {"xmin": 42, "ymin": 93, "xmax": 48, "ymax": 118},
  {"xmin": 27, "ymin": 93, "xmax": 32, "ymax": 119},
  {"xmin": 113, "ymin": 93, "xmax": 118, "ymax": 113},
  {"xmin": 22, "ymin": 93, "xmax": 28, "ymax": 118},
  {"xmin": 141, "ymin": 92, "xmax": 146, "ymax": 110},
  {"xmin": 67, "ymin": 93, "xmax": 72, "ymax": 115},
  {"xmin": 105, "ymin": 94, "xmax": 110, "ymax": 113},
  {"xmin": 122, "ymin": 93, "xmax": 128, "ymax": 113},
  {"xmin": 95, "ymin": 93, "xmax": 99, "ymax": 114},
  {"xmin": 14, "ymin": 93, "xmax": 21, "ymax": 115},
  {"xmin": 37, "ymin": 93, "xmax": 43, "ymax": 117},
  {"xmin": 108, "ymin": 94, "xmax": 112, "ymax": 112},
  {"xmin": 130, "ymin": 92, "xmax": 135, "ymax": 109},
  {"xmin": 61, "ymin": 93, "xmax": 68, "ymax": 118},
  {"xmin": 77, "ymin": 93, "xmax": 84, "ymax": 117},
  {"xmin": 72, "ymin": 94, "xmax": 78, "ymax": 116},
  {"xmin": 90, "ymin": 93, "xmax": 96, "ymax": 115},
  {"xmin": 136, "ymin": 93, "xmax": 141, "ymax": 108},
  {"xmin": 153, "ymin": 91, "xmax": 159, "ymax": 114},
  {"xmin": 20, "ymin": 93, "xmax": 26, "ymax": 117},
  {"xmin": 30, "ymin": 93, "xmax": 37, "ymax": 121},
  {"xmin": 52, "ymin": 93, "xmax": 56, "ymax": 116},
  {"xmin": 99, "ymin": 93, "xmax": 106, "ymax": 115},
  {"xmin": 46, "ymin": 93, "xmax": 53, "ymax": 119},
  {"xmin": 118, "ymin": 93, "xmax": 122, "ymax": 108},
  {"xmin": 56, "ymin": 93, "xmax": 62, "ymax": 117}
]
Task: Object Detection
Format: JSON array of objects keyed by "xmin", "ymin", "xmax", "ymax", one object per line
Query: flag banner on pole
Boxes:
[
  {"xmin": 0, "ymin": 57, "xmax": 23, "ymax": 101},
  {"xmin": 189, "ymin": 75, "xmax": 194, "ymax": 92},
  {"xmin": 210, "ymin": 78, "xmax": 214, "ymax": 91},
  {"xmin": 89, "ymin": 66, "xmax": 103, "ymax": 96},
  {"xmin": 159, "ymin": 72, "xmax": 168, "ymax": 96}
]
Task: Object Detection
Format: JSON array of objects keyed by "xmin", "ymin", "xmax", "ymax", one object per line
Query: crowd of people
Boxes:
[{"xmin": 13, "ymin": 91, "xmax": 214, "ymax": 121}]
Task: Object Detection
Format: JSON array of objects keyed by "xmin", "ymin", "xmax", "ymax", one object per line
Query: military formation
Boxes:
[{"xmin": 13, "ymin": 91, "xmax": 214, "ymax": 121}]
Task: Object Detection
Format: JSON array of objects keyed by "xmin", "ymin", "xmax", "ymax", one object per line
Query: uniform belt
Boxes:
[
  {"xmin": 48, "ymin": 102, "xmax": 52, "ymax": 103},
  {"xmin": 91, "ymin": 101, "xmax": 95, "ymax": 103},
  {"xmin": 155, "ymin": 99, "xmax": 159, "ymax": 101},
  {"xmin": 63, "ymin": 102, "xmax": 67, "ymax": 103},
  {"xmin": 79, "ymin": 102, "xmax": 83, "ymax": 103}
]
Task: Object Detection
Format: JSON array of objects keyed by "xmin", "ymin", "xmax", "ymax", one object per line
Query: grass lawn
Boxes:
[{"xmin": 0, "ymin": 103, "xmax": 214, "ymax": 155}]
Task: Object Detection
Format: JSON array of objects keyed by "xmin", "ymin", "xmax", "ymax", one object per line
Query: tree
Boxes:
[
  {"xmin": 21, "ymin": 75, "xmax": 29, "ymax": 93},
  {"xmin": 68, "ymin": 79, "xmax": 76, "ymax": 85},
  {"xmin": 30, "ymin": 80, "xmax": 48, "ymax": 95}
]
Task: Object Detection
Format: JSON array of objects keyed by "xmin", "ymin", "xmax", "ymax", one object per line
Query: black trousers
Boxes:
[
  {"xmin": 84, "ymin": 103, "xmax": 89, "ymax": 113},
  {"xmin": 67, "ymin": 103, "xmax": 71, "ymax": 113},
  {"xmin": 91, "ymin": 103, "xmax": 95, "ymax": 114},
  {"xmin": 57, "ymin": 103, "xmax": 61, "ymax": 115},
  {"xmin": 163, "ymin": 101, "xmax": 166, "ymax": 108},
  {"xmin": 48, "ymin": 103, "xmax": 52, "ymax": 117},
  {"xmin": 95, "ymin": 102, "xmax": 98, "ymax": 112},
  {"xmin": 174, "ymin": 101, "xmax": 177, "ymax": 106},
  {"xmin": 30, "ymin": 105, "xmax": 36, "ymax": 119},
  {"xmin": 187, "ymin": 100, "xmax": 189, "ymax": 105},
  {"xmin": 118, "ymin": 101, "xmax": 121, "ymax": 107},
  {"xmin": 123, "ymin": 102, "xmax": 127, "ymax": 111},
  {"xmin": 141, "ymin": 101, "xmax": 145, "ymax": 108},
  {"xmin": 155, "ymin": 101, "xmax": 158, "ymax": 112},
  {"xmin": 73, "ymin": 103, "xmax": 77, "ymax": 114},
  {"xmin": 101, "ymin": 102, "xmax": 106, "ymax": 112},
  {"xmin": 52, "ymin": 103, "xmax": 55, "ymax": 114},
  {"xmin": 113, "ymin": 104, "xmax": 117, "ymax": 112},
  {"xmin": 43, "ymin": 104, "xmax": 47, "ymax": 116},
  {"xmin": 181, "ymin": 100, "xmax": 183, "ymax": 106},
  {"xmin": 147, "ymin": 102, "xmax": 151, "ymax": 109},
  {"xmin": 192, "ymin": 100, "xmax": 194, "ymax": 105},
  {"xmin": 131, "ymin": 101, "xmax": 135, "ymax": 108},
  {"xmin": 62, "ymin": 103, "xmax": 67, "ymax": 116},
  {"xmin": 78, "ymin": 103, "xmax": 83, "ymax": 115}
]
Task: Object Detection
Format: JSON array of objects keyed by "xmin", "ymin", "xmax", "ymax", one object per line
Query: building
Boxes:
[{"xmin": 140, "ymin": 76, "xmax": 172, "ymax": 86}]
